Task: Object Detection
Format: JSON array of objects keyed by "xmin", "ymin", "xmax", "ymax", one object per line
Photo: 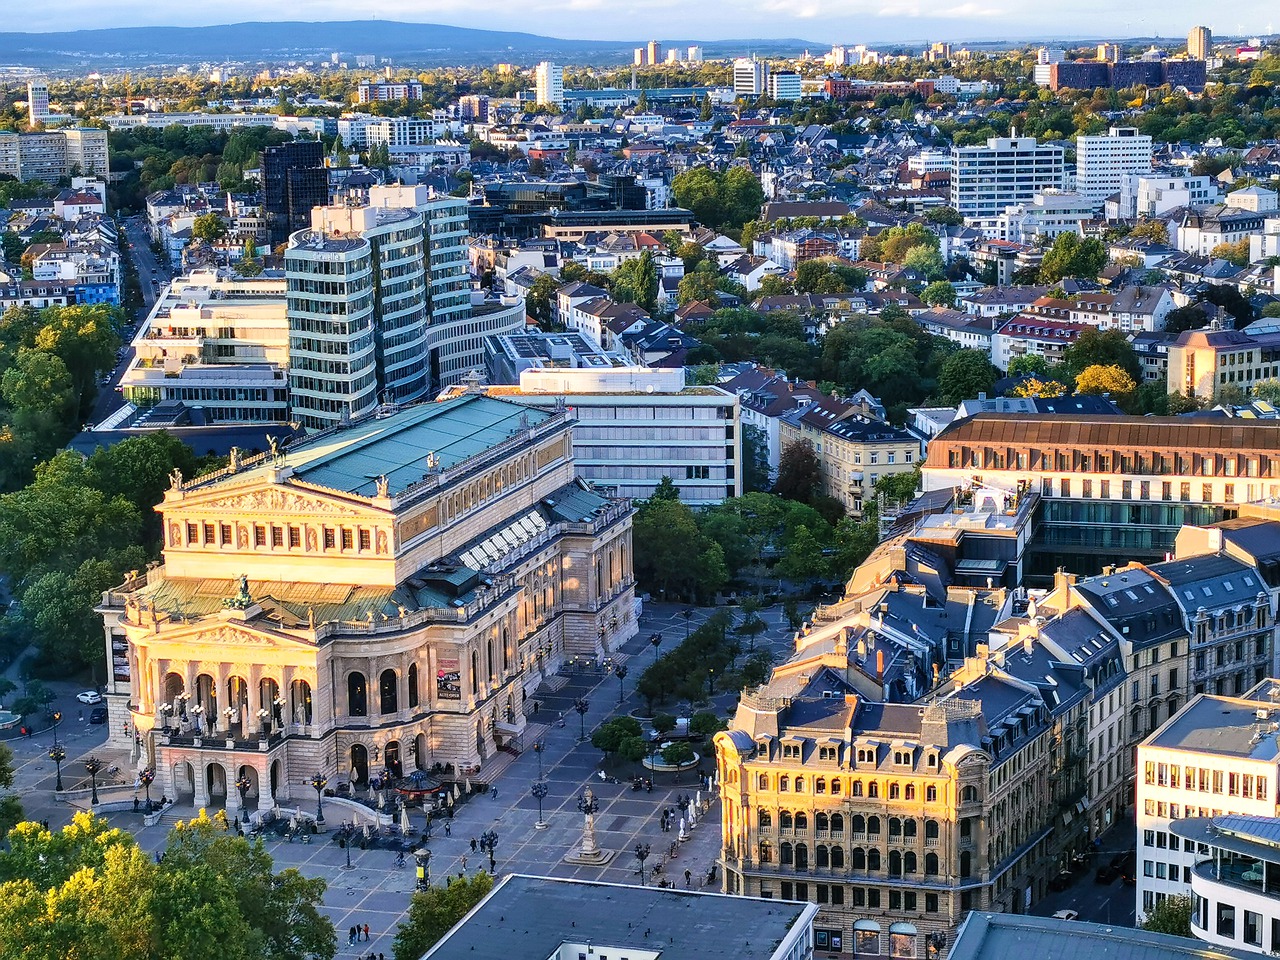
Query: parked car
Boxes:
[
  {"xmin": 1120, "ymin": 851, "xmax": 1137, "ymax": 886},
  {"xmin": 89, "ymin": 706, "xmax": 107, "ymax": 724},
  {"xmin": 1049, "ymin": 871, "xmax": 1074, "ymax": 892},
  {"xmin": 76, "ymin": 690, "xmax": 102, "ymax": 705},
  {"xmin": 1094, "ymin": 861, "xmax": 1121, "ymax": 884},
  {"xmin": 1052, "ymin": 910, "xmax": 1080, "ymax": 922}
]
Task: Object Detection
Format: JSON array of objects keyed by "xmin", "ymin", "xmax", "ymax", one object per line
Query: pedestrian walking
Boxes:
[
  {"xmin": 684, "ymin": 869, "xmax": 692, "ymax": 888},
  {"xmin": 363, "ymin": 924, "xmax": 370, "ymax": 941},
  {"xmin": 491, "ymin": 785, "xmax": 498, "ymax": 800},
  {"xmin": 461, "ymin": 855, "xmax": 468, "ymax": 870},
  {"xmin": 470, "ymin": 837, "xmax": 478, "ymax": 852},
  {"xmin": 444, "ymin": 821, "xmax": 451, "ymax": 836},
  {"xmin": 347, "ymin": 927, "xmax": 356, "ymax": 946}
]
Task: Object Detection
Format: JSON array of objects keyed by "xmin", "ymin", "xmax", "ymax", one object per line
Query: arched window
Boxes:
[
  {"xmin": 851, "ymin": 780, "xmax": 864, "ymax": 797},
  {"xmin": 379, "ymin": 669, "xmax": 398, "ymax": 715},
  {"xmin": 759, "ymin": 841, "xmax": 773, "ymax": 863},
  {"xmin": 867, "ymin": 816, "xmax": 881, "ymax": 835},
  {"xmin": 889, "ymin": 817, "xmax": 902, "ymax": 837},
  {"xmin": 831, "ymin": 778, "xmax": 842, "ymax": 795},
  {"xmin": 889, "ymin": 782, "xmax": 901, "ymax": 800},
  {"xmin": 758, "ymin": 811, "xmax": 773, "ymax": 829},
  {"xmin": 795, "ymin": 843, "xmax": 809, "ymax": 870},
  {"xmin": 889, "ymin": 922, "xmax": 918, "ymax": 959},
  {"xmin": 780, "ymin": 776, "xmax": 790, "ymax": 792},
  {"xmin": 832, "ymin": 813, "xmax": 845, "ymax": 833},
  {"xmin": 889, "ymin": 850, "xmax": 903, "ymax": 876},
  {"xmin": 817, "ymin": 845, "xmax": 830, "ymax": 868},
  {"xmin": 408, "ymin": 664, "xmax": 419, "ymax": 708},
  {"xmin": 903, "ymin": 819, "xmax": 917, "ymax": 839},
  {"xmin": 795, "ymin": 776, "xmax": 805, "ymax": 793},
  {"xmin": 868, "ymin": 781, "xmax": 880, "ymax": 798},
  {"xmin": 904, "ymin": 851, "xmax": 917, "ymax": 874},
  {"xmin": 852, "ymin": 814, "xmax": 866, "ymax": 834},
  {"xmin": 795, "ymin": 812, "xmax": 808, "ymax": 831},
  {"xmin": 868, "ymin": 848, "xmax": 882, "ymax": 871},
  {"xmin": 780, "ymin": 811, "xmax": 794, "ymax": 829},
  {"xmin": 347, "ymin": 672, "xmax": 367, "ymax": 717},
  {"xmin": 961, "ymin": 785, "xmax": 978, "ymax": 803},
  {"xmin": 816, "ymin": 777, "xmax": 826, "ymax": 794},
  {"xmin": 855, "ymin": 921, "xmax": 881, "ymax": 957},
  {"xmin": 925, "ymin": 785, "xmax": 937, "ymax": 802},
  {"xmin": 781, "ymin": 842, "xmax": 794, "ymax": 866},
  {"xmin": 816, "ymin": 812, "xmax": 829, "ymax": 831},
  {"xmin": 905, "ymin": 784, "xmax": 916, "ymax": 800},
  {"xmin": 960, "ymin": 850, "xmax": 972, "ymax": 878},
  {"xmin": 925, "ymin": 852, "xmax": 939, "ymax": 875},
  {"xmin": 832, "ymin": 845, "xmax": 845, "ymax": 868},
  {"xmin": 759, "ymin": 774, "xmax": 769, "ymax": 790},
  {"xmin": 852, "ymin": 847, "xmax": 867, "ymax": 870},
  {"xmin": 925, "ymin": 820, "xmax": 939, "ymax": 840}
]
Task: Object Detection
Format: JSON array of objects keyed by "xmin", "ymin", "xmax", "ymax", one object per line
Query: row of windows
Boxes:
[
  {"xmin": 181, "ymin": 521, "xmax": 382, "ymax": 554},
  {"xmin": 760, "ymin": 811, "xmax": 943, "ymax": 838},
  {"xmin": 947, "ymin": 448, "xmax": 1277, "ymax": 478},
  {"xmin": 760, "ymin": 842, "xmax": 950, "ymax": 877},
  {"xmin": 1143, "ymin": 762, "xmax": 1270, "ymax": 800}
]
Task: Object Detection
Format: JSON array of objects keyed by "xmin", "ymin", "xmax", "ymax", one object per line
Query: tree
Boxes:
[
  {"xmin": 742, "ymin": 424, "xmax": 771, "ymax": 493},
  {"xmin": 1039, "ymin": 233, "xmax": 1107, "ymax": 283},
  {"xmin": 1006, "ymin": 355, "xmax": 1052, "ymax": 378},
  {"xmin": 1010, "ymin": 377, "xmax": 1068, "ymax": 398},
  {"xmin": 795, "ymin": 260, "xmax": 835, "ymax": 293},
  {"xmin": 1252, "ymin": 379, "xmax": 1280, "ymax": 403},
  {"xmin": 689, "ymin": 711, "xmax": 726, "ymax": 737},
  {"xmin": 677, "ymin": 261, "xmax": 719, "ymax": 306},
  {"xmin": 671, "ymin": 167, "xmax": 763, "ymax": 231},
  {"xmin": 903, "ymin": 245, "xmax": 947, "ymax": 281},
  {"xmin": 611, "ymin": 250, "xmax": 658, "ymax": 312},
  {"xmin": 661, "ymin": 742, "xmax": 694, "ymax": 768},
  {"xmin": 393, "ymin": 871, "xmax": 494, "ymax": 960},
  {"xmin": 1164, "ymin": 304, "xmax": 1208, "ymax": 334},
  {"xmin": 1140, "ymin": 894, "xmax": 1192, "ymax": 938},
  {"xmin": 774, "ymin": 523, "xmax": 828, "ymax": 583},
  {"xmin": 734, "ymin": 598, "xmax": 768, "ymax": 651},
  {"xmin": 925, "ymin": 207, "xmax": 964, "ymax": 226},
  {"xmin": 1074, "ymin": 363, "xmax": 1137, "ymax": 398},
  {"xmin": 1210, "ymin": 238, "xmax": 1251, "ymax": 267},
  {"xmin": 774, "ymin": 440, "xmax": 823, "ymax": 505},
  {"xmin": 874, "ymin": 469, "xmax": 920, "ymax": 505},
  {"xmin": 937, "ymin": 349, "xmax": 999, "ymax": 405},
  {"xmin": 1062, "ymin": 328, "xmax": 1142, "ymax": 382},
  {"xmin": 920, "ymin": 280, "xmax": 957, "ymax": 308},
  {"xmin": 1128, "ymin": 219, "xmax": 1169, "ymax": 245},
  {"xmin": 876, "ymin": 223, "xmax": 940, "ymax": 264},
  {"xmin": 525, "ymin": 273, "xmax": 560, "ymax": 324},
  {"xmin": 0, "ymin": 741, "xmax": 19, "ymax": 837},
  {"xmin": 191, "ymin": 212, "xmax": 228, "ymax": 243},
  {"xmin": 85, "ymin": 432, "xmax": 201, "ymax": 549},
  {"xmin": 0, "ymin": 811, "xmax": 335, "ymax": 960},
  {"xmin": 632, "ymin": 497, "xmax": 725, "ymax": 600},
  {"xmin": 676, "ymin": 242, "xmax": 706, "ymax": 273}
]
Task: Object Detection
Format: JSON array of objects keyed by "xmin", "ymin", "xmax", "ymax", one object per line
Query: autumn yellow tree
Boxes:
[
  {"xmin": 1010, "ymin": 377, "xmax": 1068, "ymax": 398},
  {"xmin": 1074, "ymin": 363, "xmax": 1137, "ymax": 399}
]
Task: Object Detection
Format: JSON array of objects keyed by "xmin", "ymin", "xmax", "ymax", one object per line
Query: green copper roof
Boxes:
[{"xmin": 203, "ymin": 395, "xmax": 553, "ymax": 499}]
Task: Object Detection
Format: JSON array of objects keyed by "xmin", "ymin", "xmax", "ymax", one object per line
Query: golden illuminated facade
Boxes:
[
  {"xmin": 98, "ymin": 395, "xmax": 635, "ymax": 812},
  {"xmin": 715, "ymin": 650, "xmax": 1080, "ymax": 957}
]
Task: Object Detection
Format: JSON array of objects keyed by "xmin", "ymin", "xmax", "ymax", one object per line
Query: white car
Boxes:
[
  {"xmin": 1052, "ymin": 910, "xmax": 1079, "ymax": 922},
  {"xmin": 76, "ymin": 690, "xmax": 102, "ymax": 705}
]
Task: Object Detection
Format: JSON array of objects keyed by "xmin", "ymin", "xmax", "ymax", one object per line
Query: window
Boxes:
[
  {"xmin": 890, "ymin": 923, "xmax": 918, "ymax": 959},
  {"xmin": 1246, "ymin": 911, "xmax": 1263, "ymax": 947},
  {"xmin": 855, "ymin": 922, "xmax": 881, "ymax": 956},
  {"xmin": 1218, "ymin": 903, "xmax": 1236, "ymax": 938}
]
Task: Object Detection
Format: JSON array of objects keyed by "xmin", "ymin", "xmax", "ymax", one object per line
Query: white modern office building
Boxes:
[
  {"xmin": 1177, "ymin": 813, "xmax": 1280, "ymax": 956},
  {"xmin": 26, "ymin": 79, "xmax": 49, "ymax": 125},
  {"xmin": 446, "ymin": 366, "xmax": 743, "ymax": 504},
  {"xmin": 1135, "ymin": 689, "xmax": 1280, "ymax": 923},
  {"xmin": 950, "ymin": 136, "xmax": 1067, "ymax": 227},
  {"xmin": 994, "ymin": 190, "xmax": 1097, "ymax": 243},
  {"xmin": 767, "ymin": 71, "xmax": 802, "ymax": 101},
  {"xmin": 535, "ymin": 62, "xmax": 565, "ymax": 108},
  {"xmin": 734, "ymin": 57, "xmax": 769, "ymax": 97},
  {"xmin": 1076, "ymin": 127, "xmax": 1154, "ymax": 206},
  {"xmin": 1118, "ymin": 175, "xmax": 1222, "ymax": 220}
]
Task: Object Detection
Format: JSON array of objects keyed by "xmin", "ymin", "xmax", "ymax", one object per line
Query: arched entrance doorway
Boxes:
[
  {"xmin": 414, "ymin": 733, "xmax": 427, "ymax": 771},
  {"xmin": 350, "ymin": 743, "xmax": 369, "ymax": 786},
  {"xmin": 385, "ymin": 740, "xmax": 402, "ymax": 779},
  {"xmin": 172, "ymin": 760, "xmax": 196, "ymax": 802},
  {"xmin": 206, "ymin": 762, "xmax": 228, "ymax": 805},
  {"xmin": 270, "ymin": 760, "xmax": 282, "ymax": 802},
  {"xmin": 236, "ymin": 764, "xmax": 260, "ymax": 814}
]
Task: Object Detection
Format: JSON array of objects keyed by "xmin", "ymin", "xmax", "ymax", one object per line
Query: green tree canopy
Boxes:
[
  {"xmin": 191, "ymin": 212, "xmax": 228, "ymax": 243},
  {"xmin": 671, "ymin": 167, "xmax": 764, "ymax": 231},
  {"xmin": 1039, "ymin": 233, "xmax": 1107, "ymax": 283},
  {"xmin": 920, "ymin": 280, "xmax": 957, "ymax": 307},
  {"xmin": 392, "ymin": 864, "xmax": 494, "ymax": 960},
  {"xmin": 937, "ymin": 349, "xmax": 1000, "ymax": 405},
  {"xmin": 1062, "ymin": 328, "xmax": 1142, "ymax": 382},
  {"xmin": 1140, "ymin": 894, "xmax": 1192, "ymax": 937},
  {"xmin": 525, "ymin": 273, "xmax": 561, "ymax": 324}
]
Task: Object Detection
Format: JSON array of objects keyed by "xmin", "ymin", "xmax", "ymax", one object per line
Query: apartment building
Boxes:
[
  {"xmin": 1136, "ymin": 690, "xmax": 1280, "ymax": 921},
  {"xmin": 0, "ymin": 128, "xmax": 108, "ymax": 182},
  {"xmin": 734, "ymin": 58, "xmax": 769, "ymax": 97},
  {"xmin": 357, "ymin": 79, "xmax": 423, "ymax": 102},
  {"xmin": 26, "ymin": 79, "xmax": 49, "ymax": 125},
  {"xmin": 994, "ymin": 191, "xmax": 1096, "ymax": 244},
  {"xmin": 1188, "ymin": 26, "xmax": 1213, "ymax": 61},
  {"xmin": 922, "ymin": 414, "xmax": 1280, "ymax": 577},
  {"xmin": 1076, "ymin": 128, "xmax": 1154, "ymax": 206},
  {"xmin": 1119, "ymin": 176, "xmax": 1220, "ymax": 220},
  {"xmin": 535, "ymin": 62, "xmax": 565, "ymax": 109},
  {"xmin": 950, "ymin": 136, "xmax": 1066, "ymax": 226},
  {"xmin": 778, "ymin": 399, "xmax": 919, "ymax": 517},
  {"xmin": 768, "ymin": 71, "xmax": 803, "ymax": 101}
]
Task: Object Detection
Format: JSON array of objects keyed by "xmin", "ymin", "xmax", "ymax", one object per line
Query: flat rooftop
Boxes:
[
  {"xmin": 951, "ymin": 913, "xmax": 1257, "ymax": 960},
  {"xmin": 423, "ymin": 874, "xmax": 812, "ymax": 960},
  {"xmin": 1144, "ymin": 693, "xmax": 1280, "ymax": 761}
]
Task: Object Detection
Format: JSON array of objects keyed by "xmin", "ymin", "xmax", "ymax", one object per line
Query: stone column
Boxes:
[{"xmin": 193, "ymin": 759, "xmax": 210, "ymax": 807}]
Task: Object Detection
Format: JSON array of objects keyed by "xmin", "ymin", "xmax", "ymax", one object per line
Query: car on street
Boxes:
[
  {"xmin": 76, "ymin": 690, "xmax": 102, "ymax": 704},
  {"xmin": 1094, "ymin": 860, "xmax": 1121, "ymax": 884},
  {"xmin": 89, "ymin": 706, "xmax": 108, "ymax": 724},
  {"xmin": 1052, "ymin": 910, "xmax": 1080, "ymax": 921},
  {"xmin": 1049, "ymin": 871, "xmax": 1074, "ymax": 892}
]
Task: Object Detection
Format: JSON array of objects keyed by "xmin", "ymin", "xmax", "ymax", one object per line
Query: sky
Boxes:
[{"xmin": 10, "ymin": 0, "xmax": 1278, "ymax": 43}]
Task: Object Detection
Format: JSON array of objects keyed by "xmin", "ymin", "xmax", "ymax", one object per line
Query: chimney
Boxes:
[
  {"xmin": 876, "ymin": 649, "xmax": 885, "ymax": 680},
  {"xmin": 1022, "ymin": 633, "xmax": 1034, "ymax": 657}
]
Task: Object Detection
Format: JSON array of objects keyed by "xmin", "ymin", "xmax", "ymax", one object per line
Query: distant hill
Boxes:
[{"xmin": 0, "ymin": 21, "xmax": 816, "ymax": 69}]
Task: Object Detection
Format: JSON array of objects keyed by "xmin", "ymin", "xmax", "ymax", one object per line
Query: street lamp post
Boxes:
[
  {"xmin": 574, "ymin": 698, "xmax": 589, "ymax": 742},
  {"xmin": 235, "ymin": 773, "xmax": 252, "ymax": 823},
  {"xmin": 683, "ymin": 607, "xmax": 693, "ymax": 639},
  {"xmin": 615, "ymin": 665, "xmax": 628, "ymax": 704},
  {"xmin": 160, "ymin": 703, "xmax": 173, "ymax": 732},
  {"xmin": 634, "ymin": 842, "xmax": 651, "ymax": 886},
  {"xmin": 84, "ymin": 756, "xmax": 103, "ymax": 805},
  {"xmin": 531, "ymin": 780, "xmax": 549, "ymax": 829},
  {"xmin": 308, "ymin": 772, "xmax": 328, "ymax": 825},
  {"xmin": 650, "ymin": 633, "xmax": 663, "ymax": 660},
  {"xmin": 48, "ymin": 743, "xmax": 66, "ymax": 792},
  {"xmin": 414, "ymin": 847, "xmax": 432, "ymax": 890},
  {"xmin": 532, "ymin": 739, "xmax": 546, "ymax": 779},
  {"xmin": 257, "ymin": 708, "xmax": 270, "ymax": 737},
  {"xmin": 707, "ymin": 668, "xmax": 715, "ymax": 698},
  {"xmin": 140, "ymin": 766, "xmax": 155, "ymax": 812},
  {"xmin": 51, "ymin": 711, "xmax": 61, "ymax": 747},
  {"xmin": 479, "ymin": 829, "xmax": 498, "ymax": 874}
]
